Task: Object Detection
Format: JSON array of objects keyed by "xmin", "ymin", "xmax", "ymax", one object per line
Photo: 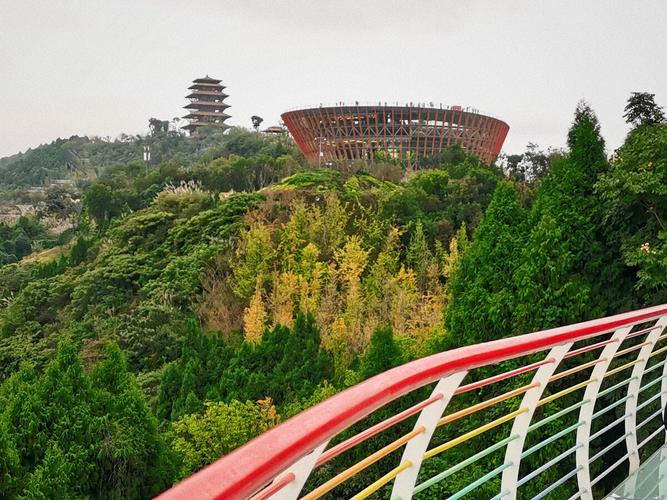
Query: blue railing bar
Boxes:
[
  {"xmin": 592, "ymin": 394, "xmax": 633, "ymax": 420},
  {"xmin": 489, "ymin": 489, "xmax": 511, "ymax": 500},
  {"xmin": 590, "ymin": 412, "xmax": 632, "ymax": 441},
  {"xmin": 637, "ymin": 390, "xmax": 665, "ymax": 412},
  {"xmin": 567, "ymin": 490, "xmax": 585, "ymax": 500},
  {"xmin": 590, "ymin": 452, "xmax": 631, "ymax": 487},
  {"xmin": 638, "ymin": 425, "xmax": 665, "ymax": 450},
  {"xmin": 447, "ymin": 461, "xmax": 513, "ymax": 500},
  {"xmin": 589, "ymin": 432, "xmax": 631, "ymax": 463},
  {"xmin": 413, "ymin": 435, "xmax": 518, "ymax": 494},
  {"xmin": 643, "ymin": 358, "xmax": 667, "ymax": 375},
  {"xmin": 517, "ymin": 443, "xmax": 582, "ymax": 487},
  {"xmin": 527, "ymin": 400, "xmax": 590, "ymax": 434},
  {"xmin": 521, "ymin": 422, "xmax": 585, "ymax": 459},
  {"xmin": 637, "ymin": 408, "xmax": 663, "ymax": 431},
  {"xmin": 639, "ymin": 373, "xmax": 667, "ymax": 393},
  {"xmin": 530, "ymin": 466, "xmax": 582, "ymax": 500},
  {"xmin": 598, "ymin": 377, "xmax": 636, "ymax": 397}
]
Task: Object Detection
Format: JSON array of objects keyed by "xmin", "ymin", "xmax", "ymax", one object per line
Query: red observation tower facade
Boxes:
[{"xmin": 281, "ymin": 104, "xmax": 509, "ymax": 166}]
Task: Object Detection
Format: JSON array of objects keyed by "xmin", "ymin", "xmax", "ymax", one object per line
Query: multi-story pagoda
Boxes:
[{"xmin": 183, "ymin": 76, "xmax": 230, "ymax": 135}]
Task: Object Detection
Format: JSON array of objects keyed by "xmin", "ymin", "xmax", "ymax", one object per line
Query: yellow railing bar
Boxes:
[
  {"xmin": 301, "ymin": 426, "xmax": 425, "ymax": 500},
  {"xmin": 537, "ymin": 379, "xmax": 597, "ymax": 407},
  {"xmin": 605, "ymin": 359, "xmax": 644, "ymax": 377},
  {"xmin": 437, "ymin": 383, "xmax": 539, "ymax": 427},
  {"xmin": 614, "ymin": 341, "xmax": 652, "ymax": 358},
  {"xmin": 649, "ymin": 345, "xmax": 667, "ymax": 359},
  {"xmin": 349, "ymin": 460, "xmax": 413, "ymax": 500},
  {"xmin": 549, "ymin": 358, "xmax": 607, "ymax": 382},
  {"xmin": 424, "ymin": 408, "xmax": 528, "ymax": 461}
]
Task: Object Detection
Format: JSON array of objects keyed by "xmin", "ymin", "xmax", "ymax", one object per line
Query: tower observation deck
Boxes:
[{"xmin": 183, "ymin": 76, "xmax": 230, "ymax": 135}]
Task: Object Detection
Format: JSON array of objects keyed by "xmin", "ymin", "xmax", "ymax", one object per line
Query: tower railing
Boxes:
[{"xmin": 158, "ymin": 304, "xmax": 667, "ymax": 499}]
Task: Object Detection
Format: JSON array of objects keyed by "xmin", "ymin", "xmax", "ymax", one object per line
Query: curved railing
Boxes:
[{"xmin": 158, "ymin": 304, "xmax": 667, "ymax": 499}]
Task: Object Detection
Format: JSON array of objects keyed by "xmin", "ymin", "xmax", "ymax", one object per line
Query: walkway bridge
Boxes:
[{"xmin": 159, "ymin": 305, "xmax": 667, "ymax": 499}]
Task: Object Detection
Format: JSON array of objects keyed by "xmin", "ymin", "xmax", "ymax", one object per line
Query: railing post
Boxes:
[
  {"xmin": 499, "ymin": 343, "xmax": 573, "ymax": 499},
  {"xmin": 267, "ymin": 441, "xmax": 329, "ymax": 500},
  {"xmin": 575, "ymin": 325, "xmax": 632, "ymax": 500},
  {"xmin": 624, "ymin": 317, "xmax": 667, "ymax": 475},
  {"xmin": 390, "ymin": 371, "xmax": 468, "ymax": 499}
]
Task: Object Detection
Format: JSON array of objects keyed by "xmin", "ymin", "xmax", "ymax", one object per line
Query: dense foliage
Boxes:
[{"xmin": 0, "ymin": 95, "xmax": 664, "ymax": 498}]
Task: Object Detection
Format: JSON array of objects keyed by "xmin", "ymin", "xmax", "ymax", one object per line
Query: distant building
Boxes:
[
  {"xmin": 281, "ymin": 103, "xmax": 509, "ymax": 166},
  {"xmin": 263, "ymin": 125, "xmax": 285, "ymax": 135},
  {"xmin": 183, "ymin": 76, "xmax": 230, "ymax": 135}
]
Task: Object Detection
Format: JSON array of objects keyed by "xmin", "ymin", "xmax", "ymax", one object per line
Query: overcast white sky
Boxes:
[{"xmin": 0, "ymin": 0, "xmax": 665, "ymax": 158}]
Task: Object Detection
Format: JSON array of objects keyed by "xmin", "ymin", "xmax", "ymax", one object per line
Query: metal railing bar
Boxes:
[
  {"xmin": 454, "ymin": 359, "xmax": 554, "ymax": 396},
  {"xmin": 613, "ymin": 341, "xmax": 652, "ymax": 358},
  {"xmin": 537, "ymin": 379, "xmax": 597, "ymax": 407},
  {"xmin": 589, "ymin": 432, "xmax": 631, "ymax": 463},
  {"xmin": 638, "ymin": 425, "xmax": 664, "ymax": 450},
  {"xmin": 598, "ymin": 377, "xmax": 636, "ymax": 397},
  {"xmin": 549, "ymin": 359, "xmax": 606, "ymax": 382},
  {"xmin": 649, "ymin": 344, "xmax": 667, "ymax": 358},
  {"xmin": 590, "ymin": 412, "xmax": 632, "ymax": 441},
  {"xmin": 531, "ymin": 466, "xmax": 582, "ymax": 500},
  {"xmin": 437, "ymin": 384, "xmax": 538, "ymax": 427},
  {"xmin": 425, "ymin": 409, "xmax": 527, "ymax": 460},
  {"xmin": 448, "ymin": 461, "xmax": 513, "ymax": 500},
  {"xmin": 414, "ymin": 435, "xmax": 518, "ymax": 494},
  {"xmin": 637, "ymin": 391, "xmax": 664, "ymax": 412},
  {"xmin": 521, "ymin": 421, "xmax": 586, "ymax": 459},
  {"xmin": 637, "ymin": 408, "xmax": 663, "ymax": 431},
  {"xmin": 527, "ymin": 400, "xmax": 590, "ymax": 434},
  {"xmin": 605, "ymin": 359, "xmax": 644, "ymax": 378},
  {"xmin": 644, "ymin": 358, "xmax": 667, "ymax": 375},
  {"xmin": 490, "ymin": 489, "xmax": 511, "ymax": 500},
  {"xmin": 517, "ymin": 444, "xmax": 582, "ymax": 487},
  {"xmin": 567, "ymin": 489, "xmax": 585, "ymax": 500},
  {"xmin": 564, "ymin": 339, "xmax": 619, "ymax": 359},
  {"xmin": 639, "ymin": 372, "xmax": 667, "ymax": 393},
  {"xmin": 590, "ymin": 453, "xmax": 630, "ymax": 487},
  {"xmin": 315, "ymin": 393, "xmax": 443, "ymax": 466},
  {"xmin": 626, "ymin": 325, "xmax": 661, "ymax": 340},
  {"xmin": 301, "ymin": 426, "xmax": 425, "ymax": 500},
  {"xmin": 248, "ymin": 472, "xmax": 295, "ymax": 500},
  {"xmin": 349, "ymin": 460, "xmax": 412, "ymax": 500},
  {"xmin": 592, "ymin": 395, "xmax": 633, "ymax": 420}
]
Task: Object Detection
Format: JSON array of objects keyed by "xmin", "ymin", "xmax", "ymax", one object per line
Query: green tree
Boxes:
[
  {"xmin": 623, "ymin": 92, "xmax": 665, "ymax": 126},
  {"xmin": 83, "ymin": 182, "xmax": 122, "ymax": 228}
]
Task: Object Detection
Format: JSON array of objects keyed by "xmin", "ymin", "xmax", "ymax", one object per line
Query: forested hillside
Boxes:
[{"xmin": 0, "ymin": 95, "xmax": 665, "ymax": 498}]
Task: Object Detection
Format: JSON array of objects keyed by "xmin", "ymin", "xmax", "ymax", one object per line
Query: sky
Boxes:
[{"xmin": 0, "ymin": 0, "xmax": 665, "ymax": 158}]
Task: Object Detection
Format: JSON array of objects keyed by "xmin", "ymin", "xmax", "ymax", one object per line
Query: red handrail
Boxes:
[{"xmin": 157, "ymin": 304, "xmax": 667, "ymax": 500}]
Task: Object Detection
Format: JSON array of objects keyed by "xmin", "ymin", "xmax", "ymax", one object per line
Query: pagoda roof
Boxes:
[
  {"xmin": 192, "ymin": 75, "xmax": 222, "ymax": 84},
  {"xmin": 188, "ymin": 82, "xmax": 226, "ymax": 90},
  {"xmin": 186, "ymin": 91, "xmax": 229, "ymax": 99},
  {"xmin": 183, "ymin": 121, "xmax": 229, "ymax": 129},
  {"xmin": 184, "ymin": 101, "xmax": 230, "ymax": 109},
  {"xmin": 184, "ymin": 111, "xmax": 231, "ymax": 119}
]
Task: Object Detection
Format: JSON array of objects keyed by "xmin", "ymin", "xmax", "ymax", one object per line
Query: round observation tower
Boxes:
[{"xmin": 281, "ymin": 104, "xmax": 509, "ymax": 166}]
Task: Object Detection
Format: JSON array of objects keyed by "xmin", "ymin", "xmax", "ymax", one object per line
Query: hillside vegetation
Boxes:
[{"xmin": 0, "ymin": 97, "xmax": 665, "ymax": 498}]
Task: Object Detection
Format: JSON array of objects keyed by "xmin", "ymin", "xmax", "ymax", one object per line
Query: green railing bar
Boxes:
[
  {"xmin": 521, "ymin": 421, "xmax": 585, "ymax": 459},
  {"xmin": 639, "ymin": 372, "xmax": 667, "ymax": 393},
  {"xmin": 527, "ymin": 399, "xmax": 590, "ymax": 434},
  {"xmin": 598, "ymin": 377, "xmax": 636, "ymax": 397},
  {"xmin": 531, "ymin": 466, "xmax": 582, "ymax": 500},
  {"xmin": 589, "ymin": 432, "xmax": 631, "ymax": 463},
  {"xmin": 447, "ymin": 461, "xmax": 513, "ymax": 500},
  {"xmin": 517, "ymin": 443, "xmax": 582, "ymax": 487},
  {"xmin": 637, "ymin": 391, "xmax": 664, "ymax": 412},
  {"xmin": 591, "ymin": 394, "xmax": 633, "ymax": 420},
  {"xmin": 643, "ymin": 358, "xmax": 667, "ymax": 375},
  {"xmin": 413, "ymin": 435, "xmax": 518, "ymax": 494}
]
